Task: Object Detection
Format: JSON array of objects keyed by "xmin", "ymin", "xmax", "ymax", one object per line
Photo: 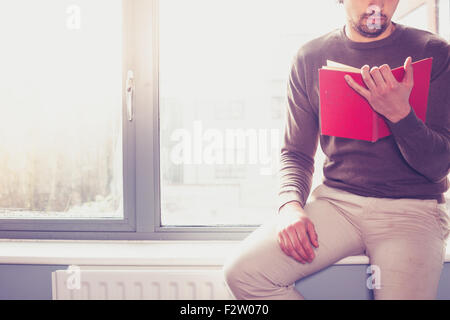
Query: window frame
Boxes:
[{"xmin": 0, "ymin": 0, "xmax": 446, "ymax": 241}]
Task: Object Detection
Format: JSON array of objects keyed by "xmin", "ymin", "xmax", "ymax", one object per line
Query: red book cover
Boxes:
[{"xmin": 318, "ymin": 57, "xmax": 433, "ymax": 142}]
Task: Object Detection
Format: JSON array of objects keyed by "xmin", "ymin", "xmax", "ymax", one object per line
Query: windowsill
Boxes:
[{"xmin": 0, "ymin": 239, "xmax": 449, "ymax": 266}]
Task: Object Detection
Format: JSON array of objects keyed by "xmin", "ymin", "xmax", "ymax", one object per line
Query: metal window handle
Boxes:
[{"xmin": 126, "ymin": 70, "xmax": 135, "ymax": 121}]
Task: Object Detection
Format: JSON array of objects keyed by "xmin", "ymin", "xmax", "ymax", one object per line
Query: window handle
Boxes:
[{"xmin": 126, "ymin": 70, "xmax": 135, "ymax": 121}]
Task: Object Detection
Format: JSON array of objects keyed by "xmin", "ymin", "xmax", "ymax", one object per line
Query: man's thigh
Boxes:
[
  {"xmin": 223, "ymin": 196, "xmax": 366, "ymax": 289},
  {"xmin": 365, "ymin": 199, "xmax": 448, "ymax": 300},
  {"xmin": 368, "ymin": 237, "xmax": 446, "ymax": 300}
]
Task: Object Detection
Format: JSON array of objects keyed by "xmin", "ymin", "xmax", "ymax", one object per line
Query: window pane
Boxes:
[
  {"xmin": 439, "ymin": 0, "xmax": 450, "ymax": 40},
  {"xmin": 0, "ymin": 0, "xmax": 123, "ymax": 219},
  {"xmin": 395, "ymin": 4, "xmax": 428, "ymax": 31},
  {"xmin": 159, "ymin": 0, "xmax": 344, "ymax": 226}
]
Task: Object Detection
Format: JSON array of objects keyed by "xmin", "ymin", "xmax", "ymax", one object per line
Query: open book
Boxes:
[{"xmin": 318, "ymin": 57, "xmax": 433, "ymax": 142}]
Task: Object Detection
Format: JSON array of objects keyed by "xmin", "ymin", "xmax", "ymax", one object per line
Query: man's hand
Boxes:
[
  {"xmin": 344, "ymin": 56, "xmax": 414, "ymax": 123},
  {"xmin": 277, "ymin": 201, "xmax": 319, "ymax": 264}
]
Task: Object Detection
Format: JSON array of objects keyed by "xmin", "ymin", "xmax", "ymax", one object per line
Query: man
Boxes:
[{"xmin": 223, "ymin": 0, "xmax": 449, "ymax": 300}]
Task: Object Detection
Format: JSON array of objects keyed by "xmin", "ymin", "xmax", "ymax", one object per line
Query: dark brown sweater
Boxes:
[{"xmin": 279, "ymin": 22, "xmax": 450, "ymax": 211}]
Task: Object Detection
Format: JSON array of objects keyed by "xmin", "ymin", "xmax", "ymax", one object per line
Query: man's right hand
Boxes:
[{"xmin": 276, "ymin": 201, "xmax": 319, "ymax": 264}]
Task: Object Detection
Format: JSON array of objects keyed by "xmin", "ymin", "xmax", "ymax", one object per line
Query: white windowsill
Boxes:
[{"xmin": 0, "ymin": 239, "xmax": 449, "ymax": 266}]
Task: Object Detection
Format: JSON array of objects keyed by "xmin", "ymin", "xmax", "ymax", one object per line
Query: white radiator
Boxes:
[{"xmin": 52, "ymin": 267, "xmax": 235, "ymax": 300}]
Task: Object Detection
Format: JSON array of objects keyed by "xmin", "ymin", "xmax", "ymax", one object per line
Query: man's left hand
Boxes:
[{"xmin": 344, "ymin": 56, "xmax": 414, "ymax": 123}]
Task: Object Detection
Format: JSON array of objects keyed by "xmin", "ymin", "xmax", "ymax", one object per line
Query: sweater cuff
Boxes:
[
  {"xmin": 278, "ymin": 190, "xmax": 304, "ymax": 213},
  {"xmin": 385, "ymin": 107, "xmax": 423, "ymax": 136}
]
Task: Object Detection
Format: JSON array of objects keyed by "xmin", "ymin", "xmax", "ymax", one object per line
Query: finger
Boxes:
[
  {"xmin": 306, "ymin": 221, "xmax": 319, "ymax": 248},
  {"xmin": 403, "ymin": 56, "xmax": 414, "ymax": 86},
  {"xmin": 284, "ymin": 231, "xmax": 306, "ymax": 263},
  {"xmin": 369, "ymin": 66, "xmax": 387, "ymax": 89},
  {"xmin": 379, "ymin": 64, "xmax": 398, "ymax": 88},
  {"xmin": 279, "ymin": 233, "xmax": 300, "ymax": 262},
  {"xmin": 345, "ymin": 74, "xmax": 370, "ymax": 100},
  {"xmin": 295, "ymin": 226, "xmax": 315, "ymax": 261},
  {"xmin": 279, "ymin": 232, "xmax": 296, "ymax": 260},
  {"xmin": 285, "ymin": 227, "xmax": 309, "ymax": 261},
  {"xmin": 288, "ymin": 226, "xmax": 310, "ymax": 262},
  {"xmin": 361, "ymin": 65, "xmax": 377, "ymax": 91}
]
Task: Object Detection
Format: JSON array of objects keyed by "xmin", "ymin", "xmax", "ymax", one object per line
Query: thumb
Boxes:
[{"xmin": 403, "ymin": 56, "xmax": 414, "ymax": 86}]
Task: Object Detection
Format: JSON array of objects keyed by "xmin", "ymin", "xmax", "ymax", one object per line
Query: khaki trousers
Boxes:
[{"xmin": 223, "ymin": 184, "xmax": 449, "ymax": 300}]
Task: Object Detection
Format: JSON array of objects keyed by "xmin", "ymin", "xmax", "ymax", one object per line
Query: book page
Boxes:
[{"xmin": 323, "ymin": 60, "xmax": 361, "ymax": 73}]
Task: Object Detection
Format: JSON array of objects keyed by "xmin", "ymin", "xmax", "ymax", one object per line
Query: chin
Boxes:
[{"xmin": 356, "ymin": 22, "xmax": 390, "ymax": 38}]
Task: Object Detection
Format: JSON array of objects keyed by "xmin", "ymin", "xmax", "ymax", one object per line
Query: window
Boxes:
[
  {"xmin": 0, "ymin": 0, "xmax": 136, "ymax": 237},
  {"xmin": 159, "ymin": 0, "xmax": 345, "ymax": 227},
  {"xmin": 395, "ymin": 2, "xmax": 429, "ymax": 31},
  {"xmin": 0, "ymin": 1, "xmax": 124, "ymax": 221},
  {"xmin": 1, "ymin": 0, "xmax": 448, "ymax": 240},
  {"xmin": 438, "ymin": 0, "xmax": 450, "ymax": 40},
  {"xmin": 394, "ymin": 0, "xmax": 449, "ymax": 40}
]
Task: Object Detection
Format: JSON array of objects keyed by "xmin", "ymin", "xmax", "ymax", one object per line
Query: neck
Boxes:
[{"xmin": 345, "ymin": 21, "xmax": 395, "ymax": 43}]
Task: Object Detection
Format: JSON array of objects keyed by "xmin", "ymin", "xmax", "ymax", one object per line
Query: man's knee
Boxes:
[
  {"xmin": 222, "ymin": 258, "xmax": 245, "ymax": 293},
  {"xmin": 222, "ymin": 255, "xmax": 305, "ymax": 300},
  {"xmin": 222, "ymin": 255, "xmax": 259, "ymax": 299}
]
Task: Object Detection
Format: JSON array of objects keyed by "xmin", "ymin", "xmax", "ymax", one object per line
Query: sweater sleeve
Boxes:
[
  {"xmin": 384, "ymin": 39, "xmax": 450, "ymax": 183},
  {"xmin": 278, "ymin": 51, "xmax": 320, "ymax": 212}
]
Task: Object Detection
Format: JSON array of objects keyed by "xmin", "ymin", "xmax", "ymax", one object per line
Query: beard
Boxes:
[{"xmin": 351, "ymin": 13, "xmax": 390, "ymax": 38}]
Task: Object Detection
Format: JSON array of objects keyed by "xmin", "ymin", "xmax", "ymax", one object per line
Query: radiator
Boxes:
[{"xmin": 52, "ymin": 267, "xmax": 235, "ymax": 300}]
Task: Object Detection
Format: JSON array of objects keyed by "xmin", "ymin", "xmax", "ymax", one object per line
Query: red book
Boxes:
[{"xmin": 318, "ymin": 57, "xmax": 433, "ymax": 142}]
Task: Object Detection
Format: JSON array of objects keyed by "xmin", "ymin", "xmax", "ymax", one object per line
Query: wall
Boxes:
[{"xmin": 1, "ymin": 263, "xmax": 449, "ymax": 300}]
